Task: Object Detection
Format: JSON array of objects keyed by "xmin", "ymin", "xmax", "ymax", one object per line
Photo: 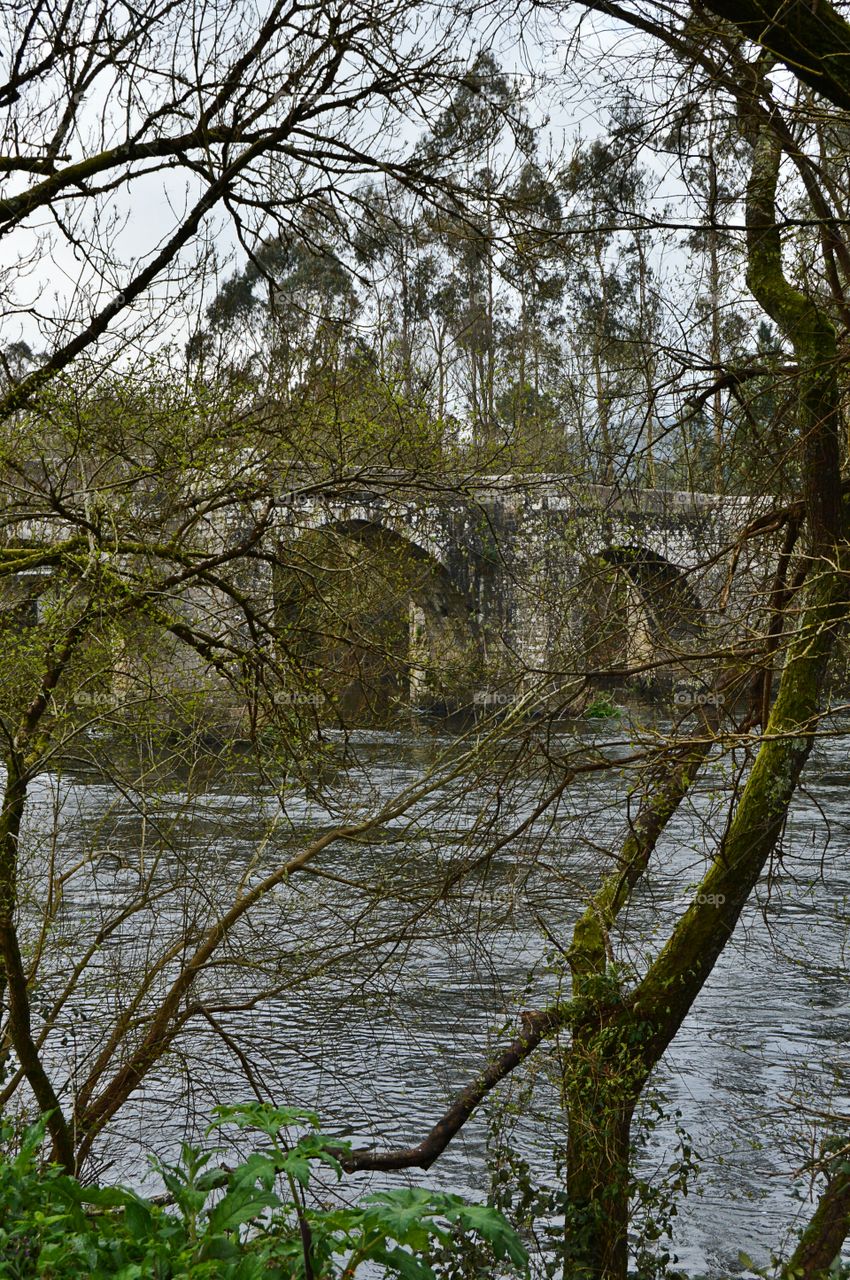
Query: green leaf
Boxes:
[
  {"xmin": 13, "ymin": 1116, "xmax": 48, "ymax": 1171},
  {"xmin": 365, "ymin": 1187, "xmax": 456, "ymax": 1227},
  {"xmin": 196, "ymin": 1233, "xmax": 243, "ymax": 1261},
  {"xmin": 206, "ymin": 1182, "xmax": 281, "ymax": 1233},
  {"xmin": 231, "ymin": 1254, "xmax": 275, "ymax": 1280},
  {"xmin": 230, "ymin": 1150, "xmax": 281, "ymax": 1191},
  {"xmin": 289, "ymin": 1132, "xmax": 347, "ymax": 1177},
  {"xmin": 282, "ymin": 1150, "xmax": 311, "ymax": 1188},
  {"xmin": 79, "ymin": 1184, "xmax": 138, "ymax": 1209},
  {"xmin": 209, "ymin": 1102, "xmax": 320, "ymax": 1139},
  {"xmin": 371, "ymin": 1243, "xmax": 438, "ymax": 1280},
  {"xmin": 195, "ymin": 1166, "xmax": 229, "ymax": 1194},
  {"xmin": 124, "ymin": 1197, "xmax": 154, "ymax": 1237},
  {"xmin": 453, "ymin": 1204, "xmax": 528, "ymax": 1266}
]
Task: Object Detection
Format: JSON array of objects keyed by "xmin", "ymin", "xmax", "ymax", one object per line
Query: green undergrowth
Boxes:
[
  {"xmin": 583, "ymin": 693, "xmax": 621, "ymax": 720},
  {"xmin": 0, "ymin": 1103, "xmax": 527, "ymax": 1279}
]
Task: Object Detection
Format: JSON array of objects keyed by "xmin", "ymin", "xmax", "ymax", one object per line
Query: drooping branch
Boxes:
[
  {"xmin": 338, "ymin": 721, "xmax": 730, "ymax": 1178},
  {"xmin": 339, "ymin": 1007, "xmax": 568, "ymax": 1173},
  {"xmin": 71, "ymin": 716, "xmax": 538, "ymax": 1160}
]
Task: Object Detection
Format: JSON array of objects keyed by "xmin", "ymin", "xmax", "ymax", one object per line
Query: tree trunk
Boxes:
[
  {"xmin": 563, "ymin": 1011, "xmax": 642, "ymax": 1280},
  {"xmin": 784, "ymin": 1160, "xmax": 850, "ymax": 1280},
  {"xmin": 0, "ymin": 760, "xmax": 74, "ymax": 1171},
  {"xmin": 561, "ymin": 731, "xmax": 717, "ymax": 1280}
]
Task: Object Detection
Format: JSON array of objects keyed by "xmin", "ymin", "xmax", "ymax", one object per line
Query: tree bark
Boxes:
[
  {"xmin": 784, "ymin": 1158, "xmax": 850, "ymax": 1280},
  {"xmin": 563, "ymin": 1014, "xmax": 640, "ymax": 1280},
  {"xmin": 704, "ymin": 0, "xmax": 850, "ymax": 114},
  {"xmin": 0, "ymin": 761, "xmax": 74, "ymax": 1171},
  {"xmin": 561, "ymin": 729, "xmax": 717, "ymax": 1279},
  {"xmin": 339, "ymin": 1007, "xmax": 567, "ymax": 1173}
]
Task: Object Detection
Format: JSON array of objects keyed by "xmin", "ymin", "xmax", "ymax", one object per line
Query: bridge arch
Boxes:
[
  {"xmin": 273, "ymin": 517, "xmax": 481, "ymax": 717},
  {"xmin": 578, "ymin": 543, "xmax": 705, "ymax": 682}
]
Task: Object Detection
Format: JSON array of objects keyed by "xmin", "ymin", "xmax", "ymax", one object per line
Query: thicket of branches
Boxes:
[{"xmin": 3, "ymin": 2, "xmax": 850, "ymax": 1279}]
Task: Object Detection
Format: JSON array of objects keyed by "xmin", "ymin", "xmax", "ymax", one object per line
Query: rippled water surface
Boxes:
[{"xmin": 18, "ymin": 718, "xmax": 850, "ymax": 1275}]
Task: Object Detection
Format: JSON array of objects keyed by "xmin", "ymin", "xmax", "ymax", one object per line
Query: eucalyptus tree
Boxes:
[
  {"xmin": 495, "ymin": 158, "xmax": 567, "ymax": 466},
  {"xmin": 198, "ymin": 210, "xmax": 361, "ymax": 396},
  {"xmin": 415, "ymin": 50, "xmax": 539, "ymax": 450},
  {"xmin": 557, "ymin": 131, "xmax": 654, "ymax": 484},
  {"xmin": 352, "ymin": 183, "xmax": 438, "ymax": 405},
  {"xmin": 0, "ymin": 0, "xmax": 519, "ymax": 422},
  {"xmin": 662, "ymin": 82, "xmax": 752, "ymax": 490}
]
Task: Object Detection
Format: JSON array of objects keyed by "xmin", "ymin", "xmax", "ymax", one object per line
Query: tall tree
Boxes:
[
  {"xmin": 557, "ymin": 126, "xmax": 657, "ymax": 484},
  {"xmin": 418, "ymin": 50, "xmax": 536, "ymax": 450},
  {"xmin": 496, "ymin": 159, "xmax": 567, "ymax": 465},
  {"xmin": 0, "ymin": 0, "xmax": 513, "ymax": 422}
]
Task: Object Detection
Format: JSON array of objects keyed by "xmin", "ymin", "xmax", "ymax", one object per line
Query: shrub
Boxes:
[{"xmin": 0, "ymin": 1103, "xmax": 528, "ymax": 1278}]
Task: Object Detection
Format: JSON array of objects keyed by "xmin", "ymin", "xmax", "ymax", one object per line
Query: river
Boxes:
[{"xmin": 16, "ymin": 714, "xmax": 850, "ymax": 1276}]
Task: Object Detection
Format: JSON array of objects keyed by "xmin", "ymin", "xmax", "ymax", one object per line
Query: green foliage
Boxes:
[
  {"xmin": 0, "ymin": 1105, "xmax": 527, "ymax": 1279},
  {"xmin": 485, "ymin": 1141, "xmax": 569, "ymax": 1280},
  {"xmin": 464, "ymin": 1067, "xmax": 699, "ymax": 1280},
  {"xmin": 584, "ymin": 693, "xmax": 621, "ymax": 720}
]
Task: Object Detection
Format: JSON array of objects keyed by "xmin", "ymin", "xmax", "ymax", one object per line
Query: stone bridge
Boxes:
[
  {"xmin": 0, "ymin": 468, "xmax": 772, "ymax": 724},
  {"xmin": 268, "ymin": 473, "xmax": 767, "ymax": 712}
]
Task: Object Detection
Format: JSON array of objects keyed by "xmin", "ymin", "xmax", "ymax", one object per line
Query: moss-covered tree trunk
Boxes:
[
  {"xmin": 783, "ymin": 1156, "xmax": 850, "ymax": 1280},
  {"xmin": 563, "ymin": 1008, "xmax": 646, "ymax": 1279},
  {"xmin": 560, "ymin": 733, "xmax": 715, "ymax": 1278},
  {"xmin": 559, "ymin": 118, "xmax": 848, "ymax": 1278}
]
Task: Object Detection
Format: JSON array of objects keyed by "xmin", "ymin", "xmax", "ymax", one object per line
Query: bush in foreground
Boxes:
[{"xmin": 0, "ymin": 1103, "xmax": 527, "ymax": 1278}]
